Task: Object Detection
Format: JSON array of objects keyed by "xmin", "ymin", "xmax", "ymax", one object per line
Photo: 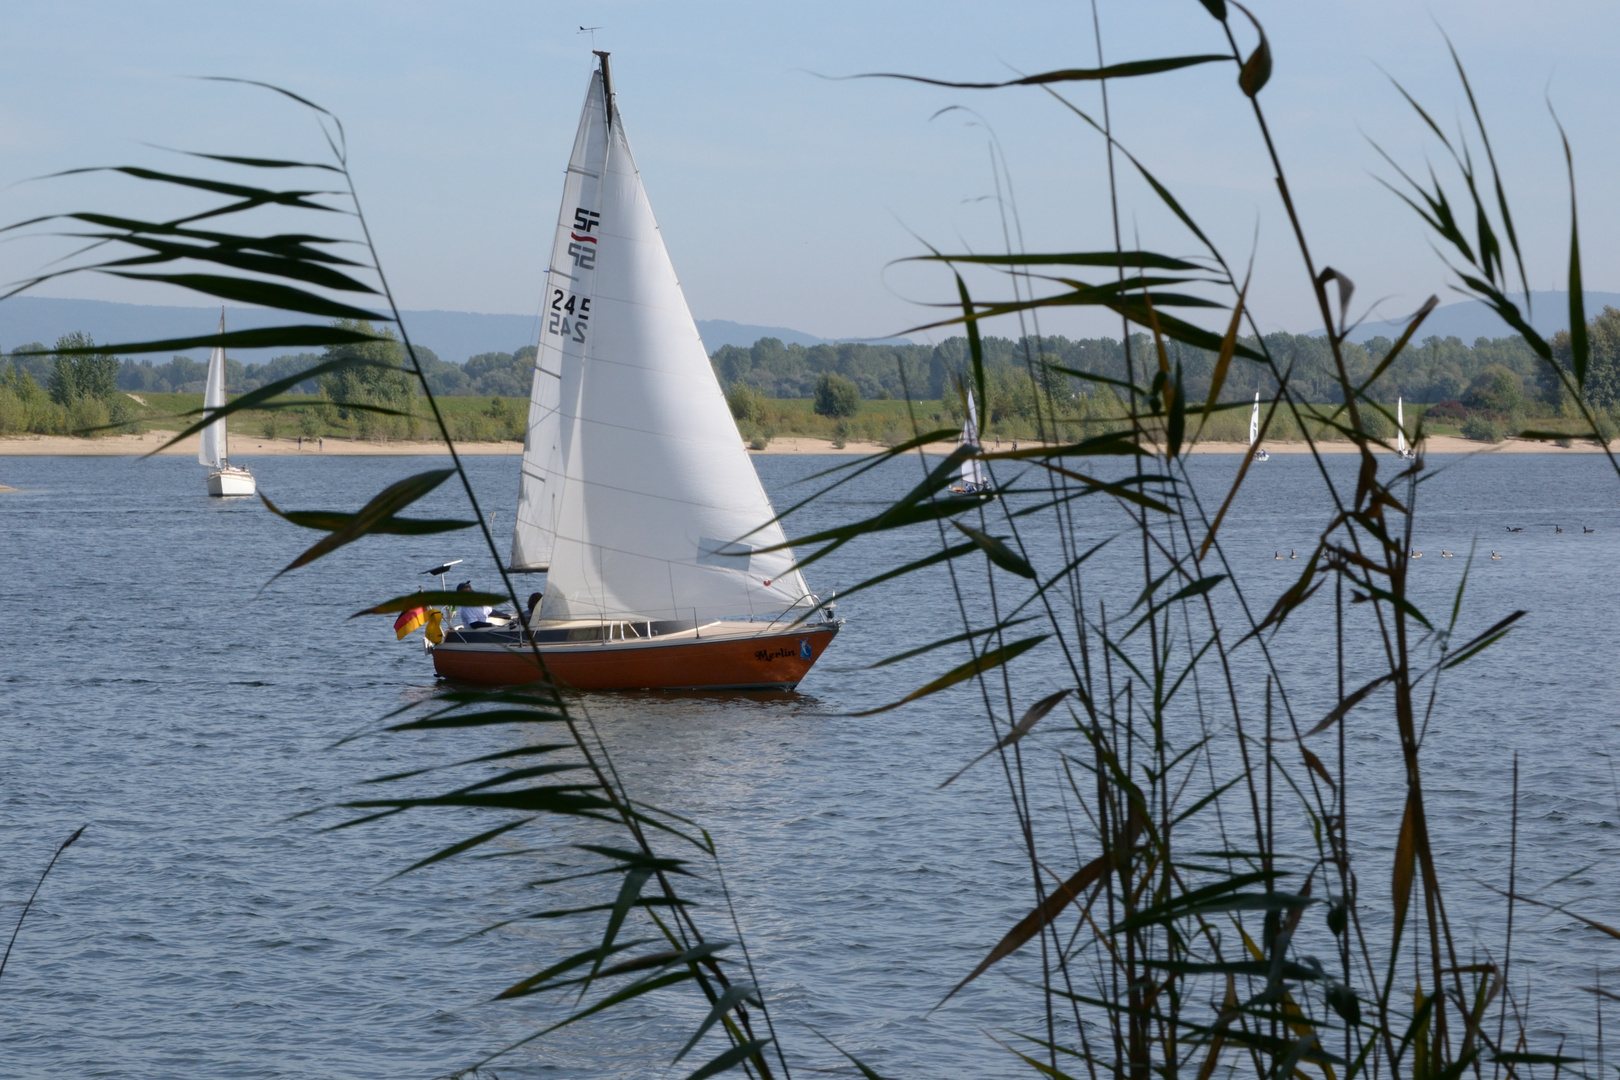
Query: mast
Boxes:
[{"xmin": 594, "ymin": 50, "xmax": 613, "ymax": 129}]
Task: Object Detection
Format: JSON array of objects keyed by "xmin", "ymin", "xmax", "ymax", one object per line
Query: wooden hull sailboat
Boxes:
[
  {"xmin": 429, "ymin": 52, "xmax": 839, "ymax": 690},
  {"xmin": 200, "ymin": 310, "xmax": 255, "ymax": 497}
]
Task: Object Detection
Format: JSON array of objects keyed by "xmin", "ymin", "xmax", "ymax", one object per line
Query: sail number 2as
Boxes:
[{"xmin": 548, "ymin": 291, "xmax": 591, "ymax": 344}]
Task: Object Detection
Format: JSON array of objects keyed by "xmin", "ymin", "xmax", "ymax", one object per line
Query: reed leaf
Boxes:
[{"xmin": 852, "ymin": 635, "xmax": 1048, "ymax": 716}]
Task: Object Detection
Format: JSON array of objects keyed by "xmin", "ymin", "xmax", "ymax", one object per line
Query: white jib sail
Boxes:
[
  {"xmin": 1249, "ymin": 392, "xmax": 1260, "ymax": 448},
  {"xmin": 198, "ymin": 310, "xmax": 228, "ymax": 469},
  {"xmin": 1397, "ymin": 398, "xmax": 1407, "ymax": 454},
  {"xmin": 510, "ymin": 72, "xmax": 611, "ymax": 572},
  {"xmin": 536, "ymin": 59, "xmax": 812, "ymax": 624},
  {"xmin": 959, "ymin": 389, "xmax": 987, "ymax": 488}
]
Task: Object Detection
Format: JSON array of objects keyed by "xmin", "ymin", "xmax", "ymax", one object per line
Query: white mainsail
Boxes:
[
  {"xmin": 530, "ymin": 57, "xmax": 812, "ymax": 624},
  {"xmin": 510, "ymin": 72, "xmax": 611, "ymax": 573},
  {"xmin": 1397, "ymin": 397, "xmax": 1408, "ymax": 455},
  {"xmin": 958, "ymin": 389, "xmax": 987, "ymax": 489},
  {"xmin": 198, "ymin": 310, "xmax": 228, "ymax": 469},
  {"xmin": 1249, "ymin": 392, "xmax": 1260, "ymax": 448}
]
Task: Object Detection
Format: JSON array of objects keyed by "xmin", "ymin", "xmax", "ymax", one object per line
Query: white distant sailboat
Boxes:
[
  {"xmin": 199, "ymin": 310, "xmax": 255, "ymax": 497},
  {"xmin": 1396, "ymin": 397, "xmax": 1414, "ymax": 459},
  {"xmin": 427, "ymin": 52, "xmax": 838, "ymax": 690},
  {"xmin": 952, "ymin": 388, "xmax": 991, "ymax": 495},
  {"xmin": 1250, "ymin": 392, "xmax": 1269, "ymax": 461}
]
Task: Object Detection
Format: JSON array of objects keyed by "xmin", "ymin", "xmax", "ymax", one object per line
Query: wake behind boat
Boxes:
[
  {"xmin": 199, "ymin": 309, "xmax": 254, "ymax": 497},
  {"xmin": 426, "ymin": 52, "xmax": 838, "ymax": 690}
]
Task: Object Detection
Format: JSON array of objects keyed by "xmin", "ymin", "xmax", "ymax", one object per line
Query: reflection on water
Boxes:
[{"xmin": 3, "ymin": 450, "xmax": 1619, "ymax": 1076}]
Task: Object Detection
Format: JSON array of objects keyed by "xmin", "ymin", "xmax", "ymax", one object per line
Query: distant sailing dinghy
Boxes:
[
  {"xmin": 1250, "ymin": 392, "xmax": 1270, "ymax": 461},
  {"xmin": 1396, "ymin": 397, "xmax": 1415, "ymax": 459},
  {"xmin": 951, "ymin": 389, "xmax": 991, "ymax": 495},
  {"xmin": 199, "ymin": 311, "xmax": 255, "ymax": 497},
  {"xmin": 428, "ymin": 53, "xmax": 838, "ymax": 690}
]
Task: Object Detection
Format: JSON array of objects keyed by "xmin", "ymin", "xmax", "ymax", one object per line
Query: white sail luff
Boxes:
[
  {"xmin": 536, "ymin": 60, "xmax": 811, "ymax": 624},
  {"xmin": 510, "ymin": 73, "xmax": 611, "ymax": 572},
  {"xmin": 1397, "ymin": 398, "xmax": 1407, "ymax": 454},
  {"xmin": 1249, "ymin": 393, "xmax": 1260, "ymax": 447},
  {"xmin": 198, "ymin": 311, "xmax": 227, "ymax": 469},
  {"xmin": 958, "ymin": 389, "xmax": 986, "ymax": 489}
]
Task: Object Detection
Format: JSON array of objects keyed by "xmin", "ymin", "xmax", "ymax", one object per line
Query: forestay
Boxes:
[
  {"xmin": 525, "ymin": 58, "xmax": 812, "ymax": 624},
  {"xmin": 198, "ymin": 311, "xmax": 227, "ymax": 470}
]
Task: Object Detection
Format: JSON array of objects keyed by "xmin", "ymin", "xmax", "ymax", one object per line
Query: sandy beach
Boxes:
[{"xmin": 0, "ymin": 431, "xmax": 1609, "ymax": 457}]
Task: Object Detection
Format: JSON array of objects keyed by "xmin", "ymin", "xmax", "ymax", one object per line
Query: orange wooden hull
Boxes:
[{"xmin": 431, "ymin": 623, "xmax": 839, "ymax": 690}]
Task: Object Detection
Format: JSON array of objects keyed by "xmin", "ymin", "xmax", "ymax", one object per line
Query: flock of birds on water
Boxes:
[{"xmin": 1273, "ymin": 523, "xmax": 1596, "ymax": 563}]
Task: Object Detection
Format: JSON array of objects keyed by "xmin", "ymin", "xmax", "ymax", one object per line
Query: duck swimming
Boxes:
[
  {"xmin": 1441, "ymin": 550, "xmax": 1454, "ymax": 557},
  {"xmin": 1274, "ymin": 551, "xmax": 1282, "ymax": 559},
  {"xmin": 1290, "ymin": 549, "xmax": 1298, "ymax": 559},
  {"xmin": 1491, "ymin": 550, "xmax": 1503, "ymax": 560},
  {"xmin": 1410, "ymin": 550, "xmax": 1423, "ymax": 558},
  {"xmin": 1584, "ymin": 525, "xmax": 1595, "ymax": 533}
]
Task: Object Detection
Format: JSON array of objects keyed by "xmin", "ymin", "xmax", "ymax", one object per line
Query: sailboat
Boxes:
[
  {"xmin": 427, "ymin": 53, "xmax": 839, "ymax": 690},
  {"xmin": 200, "ymin": 310, "xmax": 255, "ymax": 497},
  {"xmin": 1250, "ymin": 392, "xmax": 1269, "ymax": 461},
  {"xmin": 1396, "ymin": 397, "xmax": 1414, "ymax": 459},
  {"xmin": 951, "ymin": 389, "xmax": 991, "ymax": 495}
]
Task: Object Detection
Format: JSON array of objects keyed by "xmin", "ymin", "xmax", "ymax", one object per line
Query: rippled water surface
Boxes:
[{"xmin": 4, "ymin": 449, "xmax": 1620, "ymax": 1078}]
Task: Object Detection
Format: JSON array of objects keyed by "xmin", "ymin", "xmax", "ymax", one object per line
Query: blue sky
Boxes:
[{"xmin": 1, "ymin": 1, "xmax": 1615, "ymax": 344}]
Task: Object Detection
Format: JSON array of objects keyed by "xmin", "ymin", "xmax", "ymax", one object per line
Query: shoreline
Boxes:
[{"xmin": 0, "ymin": 432, "xmax": 1609, "ymax": 457}]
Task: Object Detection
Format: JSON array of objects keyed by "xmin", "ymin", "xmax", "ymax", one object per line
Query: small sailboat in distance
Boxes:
[
  {"xmin": 1251, "ymin": 392, "xmax": 1269, "ymax": 461},
  {"xmin": 200, "ymin": 310, "xmax": 255, "ymax": 497},
  {"xmin": 427, "ymin": 52, "xmax": 838, "ymax": 690},
  {"xmin": 951, "ymin": 388, "xmax": 991, "ymax": 496},
  {"xmin": 1396, "ymin": 397, "xmax": 1415, "ymax": 459}
]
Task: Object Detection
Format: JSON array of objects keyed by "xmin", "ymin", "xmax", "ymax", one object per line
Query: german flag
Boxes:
[{"xmin": 394, "ymin": 605, "xmax": 429, "ymax": 640}]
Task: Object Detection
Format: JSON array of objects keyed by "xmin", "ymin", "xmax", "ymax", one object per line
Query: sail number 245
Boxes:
[{"xmin": 548, "ymin": 291, "xmax": 590, "ymax": 344}]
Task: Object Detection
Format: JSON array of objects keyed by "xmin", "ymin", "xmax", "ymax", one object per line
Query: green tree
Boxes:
[
  {"xmin": 316, "ymin": 320, "xmax": 414, "ymax": 420},
  {"xmin": 1462, "ymin": 364, "xmax": 1524, "ymax": 414},
  {"xmin": 47, "ymin": 332, "xmax": 120, "ymax": 406},
  {"xmin": 812, "ymin": 371, "xmax": 860, "ymax": 418},
  {"xmin": 726, "ymin": 382, "xmax": 767, "ymax": 424},
  {"xmin": 1551, "ymin": 306, "xmax": 1620, "ymax": 411}
]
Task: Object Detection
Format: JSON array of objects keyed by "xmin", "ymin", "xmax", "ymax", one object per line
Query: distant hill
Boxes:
[
  {"xmin": 0, "ymin": 296, "xmax": 905, "ymax": 363},
  {"xmin": 1327, "ymin": 291, "xmax": 1620, "ymax": 344}
]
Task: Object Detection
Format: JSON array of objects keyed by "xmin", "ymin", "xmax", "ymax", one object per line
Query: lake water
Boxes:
[{"xmin": 4, "ymin": 449, "xmax": 1620, "ymax": 1078}]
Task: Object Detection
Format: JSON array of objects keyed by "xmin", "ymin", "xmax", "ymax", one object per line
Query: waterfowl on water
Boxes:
[
  {"xmin": 1441, "ymin": 550, "xmax": 1455, "ymax": 557},
  {"xmin": 1555, "ymin": 524, "xmax": 1564, "ymax": 533},
  {"xmin": 1491, "ymin": 550, "xmax": 1503, "ymax": 559},
  {"xmin": 1274, "ymin": 551, "xmax": 1282, "ymax": 559},
  {"xmin": 1410, "ymin": 550, "xmax": 1423, "ymax": 558},
  {"xmin": 1290, "ymin": 549, "xmax": 1298, "ymax": 559},
  {"xmin": 1585, "ymin": 525, "xmax": 1596, "ymax": 533},
  {"xmin": 1506, "ymin": 526, "xmax": 1523, "ymax": 532}
]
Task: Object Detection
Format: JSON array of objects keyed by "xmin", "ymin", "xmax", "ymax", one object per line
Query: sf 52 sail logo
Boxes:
[{"xmin": 567, "ymin": 208, "xmax": 599, "ymax": 269}]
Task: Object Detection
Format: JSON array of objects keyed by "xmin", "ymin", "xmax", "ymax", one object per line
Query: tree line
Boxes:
[
  {"xmin": 712, "ymin": 318, "xmax": 1620, "ymax": 424},
  {"xmin": 10, "ymin": 310, "xmax": 1620, "ymax": 439}
]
